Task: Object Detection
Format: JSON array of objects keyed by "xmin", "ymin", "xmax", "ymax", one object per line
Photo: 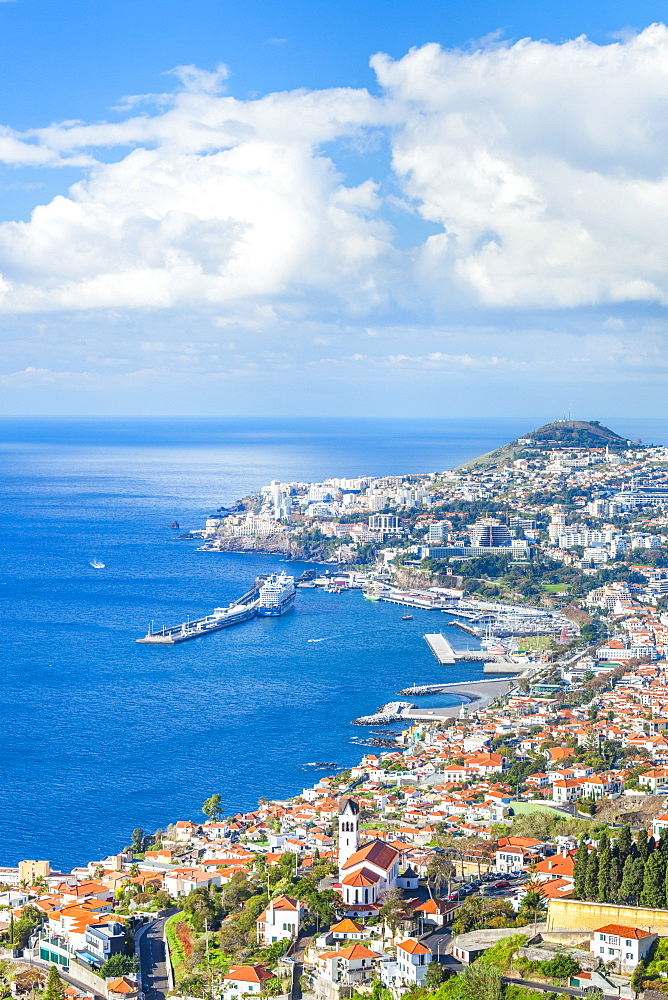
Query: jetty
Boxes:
[
  {"xmin": 137, "ymin": 583, "xmax": 261, "ymax": 644},
  {"xmin": 423, "ymin": 632, "xmax": 516, "ymax": 664},
  {"xmin": 424, "ymin": 632, "xmax": 456, "ymax": 664},
  {"xmin": 352, "ymin": 702, "xmax": 414, "ymax": 725}
]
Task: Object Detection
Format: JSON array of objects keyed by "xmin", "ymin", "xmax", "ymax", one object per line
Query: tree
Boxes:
[
  {"xmin": 457, "ymin": 962, "xmax": 504, "ymax": 1000},
  {"xmin": 597, "ymin": 843, "xmax": 611, "ymax": 902},
  {"xmin": 584, "ymin": 849, "xmax": 599, "ymax": 900},
  {"xmin": 202, "ymin": 794, "xmax": 223, "ymax": 823},
  {"xmin": 131, "ymin": 828, "xmax": 144, "ymax": 854},
  {"xmin": 10, "ymin": 904, "xmax": 43, "ymax": 948},
  {"xmin": 619, "ymin": 856, "xmax": 644, "ymax": 905},
  {"xmin": 637, "ymin": 829, "xmax": 650, "ymax": 863},
  {"xmin": 631, "ymin": 959, "xmax": 647, "ymax": 997},
  {"xmin": 183, "ymin": 886, "xmax": 223, "ymax": 933},
  {"xmin": 380, "ymin": 889, "xmax": 407, "ymax": 939},
  {"xmin": 608, "ymin": 854, "xmax": 621, "ymax": 903},
  {"xmin": 616, "ymin": 825, "xmax": 632, "ymax": 865},
  {"xmin": 640, "ymin": 850, "xmax": 666, "ymax": 908},
  {"xmin": 100, "ymin": 954, "xmax": 139, "ymax": 978},
  {"xmin": 424, "ymin": 961, "xmax": 446, "ymax": 987},
  {"xmin": 426, "ymin": 855, "xmax": 454, "ymax": 898},
  {"xmin": 541, "ymin": 954, "xmax": 579, "ymax": 979},
  {"xmin": 43, "ymin": 967, "xmax": 65, "ymax": 1000},
  {"xmin": 573, "ymin": 840, "xmax": 589, "ymax": 899}
]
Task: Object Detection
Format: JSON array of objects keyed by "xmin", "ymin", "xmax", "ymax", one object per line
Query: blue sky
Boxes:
[{"xmin": 1, "ymin": 0, "xmax": 668, "ymax": 416}]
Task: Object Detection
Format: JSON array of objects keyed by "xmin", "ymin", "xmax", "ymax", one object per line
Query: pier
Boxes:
[
  {"xmin": 424, "ymin": 632, "xmax": 520, "ymax": 664},
  {"xmin": 137, "ymin": 584, "xmax": 261, "ymax": 644},
  {"xmin": 424, "ymin": 633, "xmax": 456, "ymax": 663}
]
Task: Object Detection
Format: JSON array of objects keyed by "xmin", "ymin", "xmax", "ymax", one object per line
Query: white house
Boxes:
[
  {"xmin": 315, "ymin": 944, "xmax": 381, "ymax": 985},
  {"xmin": 221, "ymin": 965, "xmax": 277, "ymax": 995},
  {"xmin": 381, "ymin": 939, "xmax": 432, "ymax": 988},
  {"xmin": 256, "ymin": 894, "xmax": 306, "ymax": 945},
  {"xmin": 163, "ymin": 869, "xmax": 222, "ymax": 897},
  {"xmin": 591, "ymin": 925, "xmax": 656, "ymax": 970}
]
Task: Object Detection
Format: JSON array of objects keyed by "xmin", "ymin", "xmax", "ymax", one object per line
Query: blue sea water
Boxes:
[{"xmin": 1, "ymin": 416, "xmax": 665, "ymax": 872}]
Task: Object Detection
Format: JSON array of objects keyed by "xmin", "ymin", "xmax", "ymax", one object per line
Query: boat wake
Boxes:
[
  {"xmin": 89, "ymin": 559, "xmax": 106, "ymax": 569},
  {"xmin": 307, "ymin": 636, "xmax": 338, "ymax": 643}
]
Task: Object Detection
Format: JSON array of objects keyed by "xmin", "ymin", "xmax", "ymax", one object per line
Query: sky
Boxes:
[{"xmin": 2, "ymin": 0, "xmax": 668, "ymax": 417}]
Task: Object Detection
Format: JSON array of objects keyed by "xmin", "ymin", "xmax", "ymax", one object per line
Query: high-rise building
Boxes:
[{"xmin": 469, "ymin": 518, "xmax": 511, "ymax": 547}]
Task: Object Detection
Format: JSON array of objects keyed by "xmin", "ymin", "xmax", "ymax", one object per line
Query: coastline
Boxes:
[{"xmin": 400, "ymin": 677, "xmax": 515, "ymax": 722}]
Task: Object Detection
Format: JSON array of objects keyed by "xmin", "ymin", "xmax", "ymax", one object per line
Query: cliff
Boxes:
[{"xmin": 200, "ymin": 532, "xmax": 358, "ymax": 563}]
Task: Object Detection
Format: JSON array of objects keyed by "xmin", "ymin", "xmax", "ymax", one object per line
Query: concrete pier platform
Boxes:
[{"xmin": 424, "ymin": 633, "xmax": 456, "ymax": 664}]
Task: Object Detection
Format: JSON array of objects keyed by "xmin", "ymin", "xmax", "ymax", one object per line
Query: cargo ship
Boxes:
[{"xmin": 256, "ymin": 572, "xmax": 296, "ymax": 616}]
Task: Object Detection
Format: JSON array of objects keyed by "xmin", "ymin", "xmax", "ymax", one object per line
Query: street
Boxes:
[{"xmin": 139, "ymin": 912, "xmax": 174, "ymax": 1000}]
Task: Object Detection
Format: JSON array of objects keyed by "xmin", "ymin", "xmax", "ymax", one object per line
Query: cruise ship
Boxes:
[{"xmin": 257, "ymin": 572, "xmax": 296, "ymax": 616}]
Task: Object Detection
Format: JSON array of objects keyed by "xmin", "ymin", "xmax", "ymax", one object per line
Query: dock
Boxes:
[
  {"xmin": 137, "ymin": 584, "xmax": 261, "ymax": 644},
  {"xmin": 423, "ymin": 632, "xmax": 517, "ymax": 664},
  {"xmin": 424, "ymin": 633, "xmax": 456, "ymax": 664}
]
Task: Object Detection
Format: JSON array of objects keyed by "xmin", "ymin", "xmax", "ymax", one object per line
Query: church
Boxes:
[{"xmin": 337, "ymin": 798, "xmax": 400, "ymax": 909}]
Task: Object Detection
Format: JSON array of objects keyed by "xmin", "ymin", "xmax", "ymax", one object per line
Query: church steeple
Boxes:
[{"xmin": 338, "ymin": 797, "xmax": 359, "ymax": 870}]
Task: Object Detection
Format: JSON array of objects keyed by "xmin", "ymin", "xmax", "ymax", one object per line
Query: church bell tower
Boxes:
[{"xmin": 338, "ymin": 797, "xmax": 359, "ymax": 871}]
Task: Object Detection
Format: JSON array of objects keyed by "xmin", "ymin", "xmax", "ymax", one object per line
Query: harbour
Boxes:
[{"xmin": 136, "ymin": 572, "xmax": 297, "ymax": 643}]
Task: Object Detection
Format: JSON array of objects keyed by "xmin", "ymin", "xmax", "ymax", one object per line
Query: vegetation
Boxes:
[
  {"xmin": 100, "ymin": 954, "xmax": 139, "ymax": 977},
  {"xmin": 571, "ymin": 826, "xmax": 668, "ymax": 907},
  {"xmin": 202, "ymin": 793, "xmax": 223, "ymax": 822},
  {"xmin": 43, "ymin": 966, "xmax": 65, "ymax": 1000}
]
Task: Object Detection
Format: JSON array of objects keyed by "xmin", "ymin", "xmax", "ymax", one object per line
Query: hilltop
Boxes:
[{"xmin": 455, "ymin": 419, "xmax": 630, "ymax": 472}]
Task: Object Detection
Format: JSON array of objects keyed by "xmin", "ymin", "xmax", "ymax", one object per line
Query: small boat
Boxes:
[
  {"xmin": 89, "ymin": 559, "xmax": 105, "ymax": 569},
  {"xmin": 170, "ymin": 521, "xmax": 180, "ymax": 529},
  {"xmin": 401, "ymin": 614, "xmax": 413, "ymax": 620}
]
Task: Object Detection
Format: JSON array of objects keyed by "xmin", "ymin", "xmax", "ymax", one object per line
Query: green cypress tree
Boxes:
[
  {"xmin": 609, "ymin": 854, "xmax": 621, "ymax": 903},
  {"xmin": 598, "ymin": 829, "xmax": 610, "ymax": 854},
  {"xmin": 573, "ymin": 840, "xmax": 589, "ymax": 899},
  {"xmin": 640, "ymin": 850, "xmax": 666, "ymax": 908},
  {"xmin": 616, "ymin": 825, "xmax": 632, "ymax": 865},
  {"xmin": 619, "ymin": 855, "xmax": 635, "ymax": 903},
  {"xmin": 638, "ymin": 829, "xmax": 649, "ymax": 862},
  {"xmin": 43, "ymin": 967, "xmax": 65, "ymax": 1000},
  {"xmin": 598, "ymin": 844, "xmax": 611, "ymax": 902},
  {"xmin": 630, "ymin": 857, "xmax": 646, "ymax": 904},
  {"xmin": 584, "ymin": 849, "xmax": 599, "ymax": 900}
]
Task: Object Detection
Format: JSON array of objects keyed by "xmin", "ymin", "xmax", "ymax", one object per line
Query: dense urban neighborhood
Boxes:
[{"xmin": 7, "ymin": 421, "xmax": 668, "ymax": 1000}]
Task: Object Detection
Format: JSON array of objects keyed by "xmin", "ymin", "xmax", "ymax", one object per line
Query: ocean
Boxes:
[{"xmin": 1, "ymin": 415, "xmax": 664, "ymax": 871}]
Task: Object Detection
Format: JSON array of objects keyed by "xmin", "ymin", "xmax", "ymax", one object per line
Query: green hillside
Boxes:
[{"xmin": 455, "ymin": 420, "xmax": 629, "ymax": 472}]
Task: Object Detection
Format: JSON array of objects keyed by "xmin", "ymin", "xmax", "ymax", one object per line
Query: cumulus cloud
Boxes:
[
  {"xmin": 374, "ymin": 25, "xmax": 668, "ymax": 308},
  {"xmin": 3, "ymin": 26, "xmax": 668, "ymax": 323}
]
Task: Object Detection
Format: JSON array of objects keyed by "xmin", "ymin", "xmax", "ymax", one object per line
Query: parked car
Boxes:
[{"xmin": 495, "ymin": 880, "xmax": 511, "ymax": 889}]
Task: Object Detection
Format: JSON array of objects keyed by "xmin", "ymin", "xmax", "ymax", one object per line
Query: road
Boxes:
[
  {"xmin": 28, "ymin": 955, "xmax": 106, "ymax": 999},
  {"xmin": 139, "ymin": 912, "xmax": 175, "ymax": 1000},
  {"xmin": 504, "ymin": 977, "xmax": 617, "ymax": 999}
]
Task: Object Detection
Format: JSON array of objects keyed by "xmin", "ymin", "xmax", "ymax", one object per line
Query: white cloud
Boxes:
[
  {"xmin": 374, "ymin": 25, "xmax": 668, "ymax": 308},
  {"xmin": 2, "ymin": 27, "xmax": 668, "ymax": 335}
]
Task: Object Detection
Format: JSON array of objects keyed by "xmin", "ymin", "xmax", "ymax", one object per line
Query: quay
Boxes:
[
  {"xmin": 424, "ymin": 632, "xmax": 456, "ymax": 664},
  {"xmin": 137, "ymin": 584, "xmax": 260, "ymax": 644},
  {"xmin": 423, "ymin": 632, "xmax": 515, "ymax": 664}
]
